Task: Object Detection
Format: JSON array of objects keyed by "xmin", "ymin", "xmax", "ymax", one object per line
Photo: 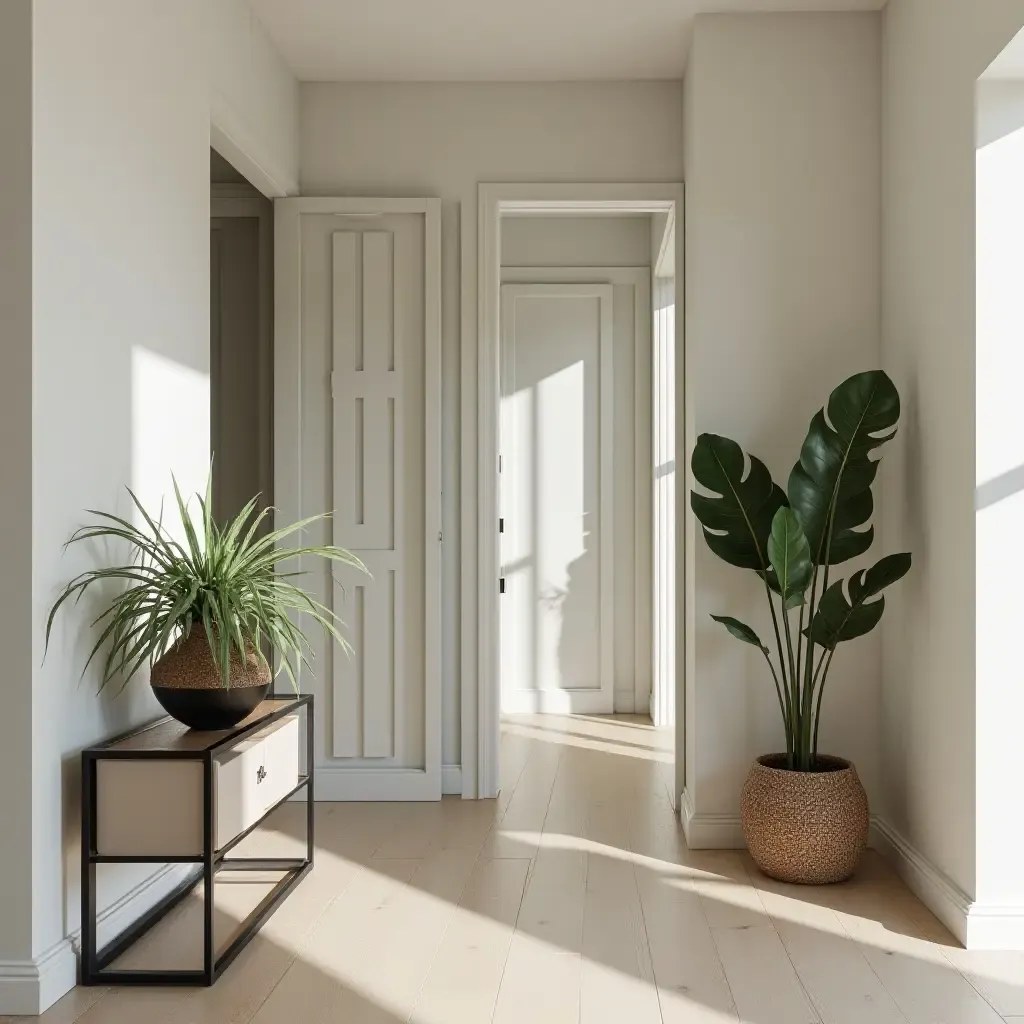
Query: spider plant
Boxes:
[
  {"xmin": 45, "ymin": 471, "xmax": 365, "ymax": 692},
  {"xmin": 690, "ymin": 370, "xmax": 912, "ymax": 772}
]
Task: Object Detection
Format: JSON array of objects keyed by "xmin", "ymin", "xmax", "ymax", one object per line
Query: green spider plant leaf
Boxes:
[
  {"xmin": 711, "ymin": 615, "xmax": 769, "ymax": 654},
  {"xmin": 691, "ymin": 434, "xmax": 788, "ymax": 572},
  {"xmin": 45, "ymin": 467, "xmax": 368, "ymax": 695},
  {"xmin": 767, "ymin": 508, "xmax": 812, "ymax": 609},
  {"xmin": 806, "ymin": 552, "xmax": 912, "ymax": 650},
  {"xmin": 788, "ymin": 371, "xmax": 900, "ymax": 567}
]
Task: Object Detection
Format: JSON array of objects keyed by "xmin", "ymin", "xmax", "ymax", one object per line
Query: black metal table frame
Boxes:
[{"xmin": 80, "ymin": 695, "xmax": 314, "ymax": 986}]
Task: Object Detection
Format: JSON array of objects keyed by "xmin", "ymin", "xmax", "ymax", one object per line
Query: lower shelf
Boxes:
[{"xmin": 87, "ymin": 859, "xmax": 311, "ymax": 986}]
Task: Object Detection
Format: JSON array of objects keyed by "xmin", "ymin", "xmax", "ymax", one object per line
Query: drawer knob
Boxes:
[{"xmin": 256, "ymin": 765, "xmax": 267, "ymax": 785}]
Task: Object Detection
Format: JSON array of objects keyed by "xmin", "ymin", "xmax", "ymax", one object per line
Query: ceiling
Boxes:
[{"xmin": 250, "ymin": 0, "xmax": 886, "ymax": 82}]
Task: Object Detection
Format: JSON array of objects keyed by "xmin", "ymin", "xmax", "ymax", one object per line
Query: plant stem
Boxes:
[
  {"xmin": 759, "ymin": 647, "xmax": 791, "ymax": 763},
  {"xmin": 799, "ymin": 563, "xmax": 822, "ymax": 769},
  {"xmin": 811, "ymin": 647, "xmax": 836, "ymax": 759},
  {"xmin": 796, "ymin": 602, "xmax": 805, "ymax": 696},
  {"xmin": 780, "ymin": 600, "xmax": 799, "ymax": 753},
  {"xmin": 762, "ymin": 579, "xmax": 793, "ymax": 764}
]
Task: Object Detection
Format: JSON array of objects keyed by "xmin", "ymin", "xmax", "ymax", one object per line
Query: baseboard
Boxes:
[
  {"xmin": 0, "ymin": 939, "xmax": 76, "ymax": 1016},
  {"xmin": 0, "ymin": 863, "xmax": 195, "ymax": 1015},
  {"xmin": 681, "ymin": 793, "xmax": 884, "ymax": 857},
  {"xmin": 442, "ymin": 764, "xmax": 463, "ymax": 796},
  {"xmin": 315, "ymin": 766, "xmax": 441, "ymax": 800},
  {"xmin": 681, "ymin": 788, "xmax": 745, "ymax": 849},
  {"xmin": 614, "ymin": 690, "xmax": 636, "ymax": 714},
  {"xmin": 873, "ymin": 817, "xmax": 1024, "ymax": 950}
]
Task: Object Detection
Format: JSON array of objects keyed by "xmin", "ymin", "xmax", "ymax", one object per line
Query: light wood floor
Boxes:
[{"xmin": 17, "ymin": 714, "xmax": 1024, "ymax": 1023}]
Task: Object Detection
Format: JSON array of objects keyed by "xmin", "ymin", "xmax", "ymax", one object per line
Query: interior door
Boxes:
[
  {"xmin": 500, "ymin": 283, "xmax": 614, "ymax": 714},
  {"xmin": 275, "ymin": 199, "xmax": 441, "ymax": 800}
]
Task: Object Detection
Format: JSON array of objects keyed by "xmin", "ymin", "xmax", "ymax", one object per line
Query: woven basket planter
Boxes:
[
  {"xmin": 150, "ymin": 628, "xmax": 271, "ymax": 731},
  {"xmin": 741, "ymin": 754, "xmax": 869, "ymax": 884}
]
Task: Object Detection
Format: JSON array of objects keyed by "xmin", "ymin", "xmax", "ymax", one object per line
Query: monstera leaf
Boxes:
[
  {"xmin": 767, "ymin": 508, "xmax": 813, "ymax": 609},
  {"xmin": 788, "ymin": 371, "xmax": 900, "ymax": 566},
  {"xmin": 691, "ymin": 434, "xmax": 787, "ymax": 572},
  {"xmin": 807, "ymin": 553, "xmax": 912, "ymax": 650}
]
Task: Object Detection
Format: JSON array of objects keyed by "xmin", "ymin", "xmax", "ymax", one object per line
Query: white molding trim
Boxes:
[
  {"xmin": 471, "ymin": 184, "xmax": 686, "ymax": 801},
  {"xmin": 0, "ymin": 864, "xmax": 195, "ymax": 1015},
  {"xmin": 275, "ymin": 197, "xmax": 443, "ymax": 801},
  {"xmin": 873, "ymin": 817, "xmax": 1024, "ymax": 950},
  {"xmin": 872, "ymin": 817, "xmax": 970, "ymax": 945},
  {"xmin": 210, "ymin": 96, "xmax": 297, "ymax": 199},
  {"xmin": 315, "ymin": 767, "xmax": 440, "ymax": 802},
  {"xmin": 442, "ymin": 764, "xmax": 463, "ymax": 796},
  {"xmin": 0, "ymin": 940, "xmax": 76, "ymax": 1017},
  {"xmin": 681, "ymin": 788, "xmax": 746, "ymax": 850}
]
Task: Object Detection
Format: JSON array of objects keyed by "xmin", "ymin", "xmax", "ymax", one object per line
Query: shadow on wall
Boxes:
[{"xmin": 550, "ymin": 517, "xmax": 600, "ymax": 689}]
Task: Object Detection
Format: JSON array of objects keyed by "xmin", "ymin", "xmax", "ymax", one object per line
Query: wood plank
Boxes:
[
  {"xmin": 840, "ymin": 907, "xmax": 1005, "ymax": 1024},
  {"xmin": 492, "ymin": 938, "xmax": 581, "ymax": 1024},
  {"xmin": 411, "ymin": 858, "xmax": 530, "ymax": 1024},
  {"xmin": 711, "ymin": 923, "xmax": 820, "ymax": 1024},
  {"xmin": 745, "ymin": 859, "xmax": 906, "ymax": 1024},
  {"xmin": 633, "ymin": 858, "xmax": 737, "ymax": 1023},
  {"xmin": 579, "ymin": 852, "xmax": 661, "ymax": 1024}
]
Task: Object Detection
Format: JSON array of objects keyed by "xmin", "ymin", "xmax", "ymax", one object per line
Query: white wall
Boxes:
[
  {"xmin": 881, "ymin": 0, "xmax": 1024, "ymax": 943},
  {"xmin": 301, "ymin": 82, "xmax": 684, "ymax": 778},
  {"xmin": 501, "ymin": 214, "xmax": 652, "ymax": 267},
  {"xmin": 682, "ymin": 13, "xmax": 883, "ymax": 838},
  {"xmin": 0, "ymin": 1, "xmax": 298, "ymax": 1012}
]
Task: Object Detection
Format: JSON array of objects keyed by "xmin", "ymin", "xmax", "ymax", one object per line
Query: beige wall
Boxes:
[
  {"xmin": 683, "ymin": 12, "xmax": 883, "ymax": 834},
  {"xmin": 881, "ymin": 0, "xmax": 1024, "ymax": 931},
  {"xmin": 301, "ymin": 81, "xmax": 684, "ymax": 776}
]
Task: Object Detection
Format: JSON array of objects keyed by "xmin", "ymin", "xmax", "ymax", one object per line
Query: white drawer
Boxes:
[
  {"xmin": 258, "ymin": 715, "xmax": 300, "ymax": 810},
  {"xmin": 214, "ymin": 715, "xmax": 299, "ymax": 849}
]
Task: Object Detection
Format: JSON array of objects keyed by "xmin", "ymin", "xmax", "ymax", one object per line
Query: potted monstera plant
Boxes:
[
  {"xmin": 46, "ymin": 472, "xmax": 364, "ymax": 730},
  {"xmin": 691, "ymin": 370, "xmax": 911, "ymax": 884}
]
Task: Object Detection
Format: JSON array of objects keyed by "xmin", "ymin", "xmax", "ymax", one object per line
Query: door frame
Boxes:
[
  {"xmin": 468, "ymin": 183, "xmax": 689, "ymax": 802},
  {"xmin": 498, "ymin": 281, "xmax": 616, "ymax": 714},
  {"xmin": 275, "ymin": 196, "xmax": 443, "ymax": 800}
]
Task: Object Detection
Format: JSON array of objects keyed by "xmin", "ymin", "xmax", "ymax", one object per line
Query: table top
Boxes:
[{"xmin": 83, "ymin": 695, "xmax": 311, "ymax": 756}]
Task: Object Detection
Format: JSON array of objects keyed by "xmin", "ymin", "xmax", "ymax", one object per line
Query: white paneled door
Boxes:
[
  {"xmin": 276, "ymin": 198, "xmax": 441, "ymax": 800},
  {"xmin": 499, "ymin": 284, "xmax": 614, "ymax": 714}
]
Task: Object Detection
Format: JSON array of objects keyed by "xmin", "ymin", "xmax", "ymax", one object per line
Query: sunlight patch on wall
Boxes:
[{"xmin": 131, "ymin": 346, "xmax": 210, "ymax": 544}]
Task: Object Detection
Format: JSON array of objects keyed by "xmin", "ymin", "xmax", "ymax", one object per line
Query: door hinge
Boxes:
[
  {"xmin": 499, "ymin": 518, "xmax": 504, "ymax": 534},
  {"xmin": 499, "ymin": 577, "xmax": 506, "ymax": 594}
]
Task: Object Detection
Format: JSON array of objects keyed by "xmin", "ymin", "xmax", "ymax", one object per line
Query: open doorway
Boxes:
[
  {"xmin": 474, "ymin": 185, "xmax": 685, "ymax": 807},
  {"xmin": 209, "ymin": 148, "xmax": 274, "ymax": 526}
]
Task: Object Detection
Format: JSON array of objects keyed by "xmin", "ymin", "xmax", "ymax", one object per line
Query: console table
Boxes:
[{"xmin": 80, "ymin": 695, "xmax": 313, "ymax": 986}]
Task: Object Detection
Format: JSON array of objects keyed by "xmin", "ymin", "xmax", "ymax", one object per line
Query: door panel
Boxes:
[
  {"xmin": 275, "ymin": 199, "xmax": 440, "ymax": 800},
  {"xmin": 500, "ymin": 284, "xmax": 614, "ymax": 714}
]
